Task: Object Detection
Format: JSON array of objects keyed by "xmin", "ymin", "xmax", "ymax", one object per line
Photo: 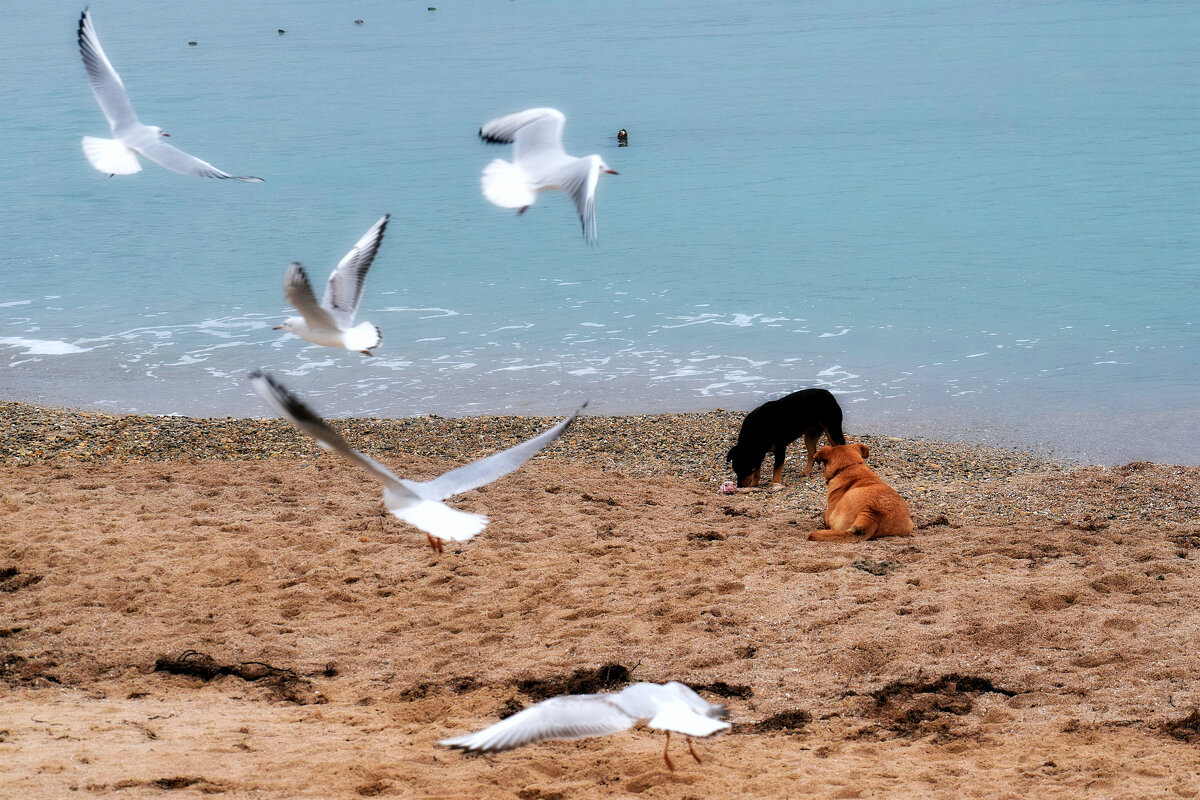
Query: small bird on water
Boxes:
[{"xmin": 617, "ymin": 128, "xmax": 628, "ymax": 146}]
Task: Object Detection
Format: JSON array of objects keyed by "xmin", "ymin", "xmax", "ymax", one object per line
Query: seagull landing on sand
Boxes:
[
  {"xmin": 77, "ymin": 8, "xmax": 263, "ymax": 181},
  {"xmin": 441, "ymin": 681, "xmax": 730, "ymax": 770},
  {"xmin": 479, "ymin": 107, "xmax": 617, "ymax": 244},
  {"xmin": 275, "ymin": 215, "xmax": 389, "ymax": 355},
  {"xmin": 249, "ymin": 371, "xmax": 586, "ymax": 553}
]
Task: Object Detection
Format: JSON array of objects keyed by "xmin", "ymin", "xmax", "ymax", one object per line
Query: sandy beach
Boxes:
[{"xmin": 2, "ymin": 401, "xmax": 1199, "ymax": 799}]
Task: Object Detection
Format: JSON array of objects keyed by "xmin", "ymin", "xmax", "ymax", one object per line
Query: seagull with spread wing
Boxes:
[
  {"xmin": 77, "ymin": 7, "xmax": 263, "ymax": 181},
  {"xmin": 441, "ymin": 681, "xmax": 730, "ymax": 770},
  {"xmin": 249, "ymin": 371, "xmax": 586, "ymax": 553},
  {"xmin": 479, "ymin": 107, "xmax": 617, "ymax": 243},
  {"xmin": 275, "ymin": 215, "xmax": 389, "ymax": 355}
]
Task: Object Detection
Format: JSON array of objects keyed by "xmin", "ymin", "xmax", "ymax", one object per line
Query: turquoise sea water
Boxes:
[{"xmin": 2, "ymin": 1, "xmax": 1198, "ymax": 463}]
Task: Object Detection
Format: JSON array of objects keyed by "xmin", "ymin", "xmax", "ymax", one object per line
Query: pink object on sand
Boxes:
[{"xmin": 719, "ymin": 481, "xmax": 737, "ymax": 495}]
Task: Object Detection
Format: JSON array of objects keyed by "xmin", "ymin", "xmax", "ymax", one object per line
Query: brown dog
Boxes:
[{"xmin": 808, "ymin": 443, "xmax": 913, "ymax": 542}]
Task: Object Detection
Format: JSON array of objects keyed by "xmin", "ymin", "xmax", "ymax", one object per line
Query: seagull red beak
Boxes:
[
  {"xmin": 273, "ymin": 325, "xmax": 283, "ymax": 330},
  {"xmin": 604, "ymin": 169, "xmax": 618, "ymax": 175},
  {"xmin": 161, "ymin": 132, "xmax": 170, "ymax": 137}
]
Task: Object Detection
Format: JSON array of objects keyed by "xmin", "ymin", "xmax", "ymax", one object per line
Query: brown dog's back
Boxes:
[{"xmin": 809, "ymin": 443, "xmax": 913, "ymax": 542}]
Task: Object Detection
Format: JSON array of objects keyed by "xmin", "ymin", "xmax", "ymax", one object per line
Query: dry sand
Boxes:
[{"xmin": 2, "ymin": 403, "xmax": 1199, "ymax": 799}]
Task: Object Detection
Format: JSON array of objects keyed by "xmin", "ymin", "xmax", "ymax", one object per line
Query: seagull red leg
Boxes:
[
  {"xmin": 662, "ymin": 731, "xmax": 676, "ymax": 771},
  {"xmin": 687, "ymin": 737, "xmax": 703, "ymax": 764},
  {"xmin": 425, "ymin": 532, "xmax": 444, "ymax": 554}
]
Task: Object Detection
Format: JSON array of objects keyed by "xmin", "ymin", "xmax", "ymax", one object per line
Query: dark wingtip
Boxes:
[{"xmin": 251, "ymin": 370, "xmax": 325, "ymax": 426}]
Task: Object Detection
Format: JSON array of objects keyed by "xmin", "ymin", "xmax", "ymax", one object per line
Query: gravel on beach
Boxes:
[{"xmin": 3, "ymin": 400, "xmax": 1198, "ymax": 529}]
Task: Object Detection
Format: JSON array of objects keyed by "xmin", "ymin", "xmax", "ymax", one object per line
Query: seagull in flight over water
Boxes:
[
  {"xmin": 479, "ymin": 107, "xmax": 617, "ymax": 243},
  {"xmin": 77, "ymin": 7, "xmax": 263, "ymax": 181},
  {"xmin": 441, "ymin": 681, "xmax": 730, "ymax": 771},
  {"xmin": 275, "ymin": 215, "xmax": 389, "ymax": 355},
  {"xmin": 249, "ymin": 371, "xmax": 586, "ymax": 553}
]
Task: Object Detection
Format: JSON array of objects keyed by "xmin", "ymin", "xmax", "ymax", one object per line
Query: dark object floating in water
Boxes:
[
  {"xmin": 617, "ymin": 128, "xmax": 628, "ymax": 146},
  {"xmin": 277, "ymin": 29, "xmax": 286, "ymax": 35},
  {"xmin": 187, "ymin": 41, "xmax": 197, "ymax": 46},
  {"xmin": 428, "ymin": 6, "xmax": 437, "ymax": 9},
  {"xmin": 354, "ymin": 19, "xmax": 364, "ymax": 24}
]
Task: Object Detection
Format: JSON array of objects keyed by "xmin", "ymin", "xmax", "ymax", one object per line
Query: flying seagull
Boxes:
[
  {"xmin": 249, "ymin": 371, "xmax": 586, "ymax": 553},
  {"xmin": 77, "ymin": 7, "xmax": 263, "ymax": 181},
  {"xmin": 441, "ymin": 681, "xmax": 730, "ymax": 770},
  {"xmin": 479, "ymin": 107, "xmax": 617, "ymax": 243},
  {"xmin": 275, "ymin": 215, "xmax": 389, "ymax": 355}
]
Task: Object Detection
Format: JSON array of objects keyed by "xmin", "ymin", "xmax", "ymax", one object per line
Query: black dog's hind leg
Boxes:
[{"xmin": 800, "ymin": 430, "xmax": 821, "ymax": 476}]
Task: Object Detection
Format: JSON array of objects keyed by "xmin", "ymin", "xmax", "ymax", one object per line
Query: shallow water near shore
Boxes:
[{"xmin": 2, "ymin": 1, "xmax": 1197, "ymax": 464}]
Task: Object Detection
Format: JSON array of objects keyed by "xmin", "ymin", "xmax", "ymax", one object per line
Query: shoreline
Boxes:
[
  {"xmin": 1, "ymin": 399, "xmax": 1064, "ymax": 475},
  {"xmin": 6, "ymin": 377, "xmax": 1200, "ymax": 466},
  {"xmin": 8, "ymin": 398, "xmax": 1200, "ymax": 532}
]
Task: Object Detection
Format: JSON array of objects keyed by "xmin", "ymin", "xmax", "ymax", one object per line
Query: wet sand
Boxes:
[{"xmin": 2, "ymin": 402, "xmax": 1199, "ymax": 798}]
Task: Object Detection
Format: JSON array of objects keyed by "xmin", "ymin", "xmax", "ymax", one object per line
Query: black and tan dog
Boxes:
[{"xmin": 725, "ymin": 388, "xmax": 846, "ymax": 491}]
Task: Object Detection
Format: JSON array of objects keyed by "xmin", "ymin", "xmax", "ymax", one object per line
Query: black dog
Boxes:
[{"xmin": 726, "ymin": 388, "xmax": 846, "ymax": 489}]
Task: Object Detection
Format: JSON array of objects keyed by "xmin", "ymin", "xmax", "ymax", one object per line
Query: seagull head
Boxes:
[
  {"xmin": 597, "ymin": 159, "xmax": 618, "ymax": 176},
  {"xmin": 275, "ymin": 317, "xmax": 303, "ymax": 333},
  {"xmin": 149, "ymin": 126, "xmax": 169, "ymax": 138}
]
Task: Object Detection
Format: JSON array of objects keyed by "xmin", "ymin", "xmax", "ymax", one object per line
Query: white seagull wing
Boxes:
[
  {"xmin": 321, "ymin": 215, "xmax": 389, "ymax": 327},
  {"xmin": 663, "ymin": 682, "xmax": 729, "ymax": 719},
  {"xmin": 414, "ymin": 402, "xmax": 587, "ymax": 500},
  {"xmin": 552, "ymin": 157, "xmax": 601, "ymax": 244},
  {"xmin": 284, "ymin": 263, "xmax": 342, "ymax": 333},
  {"xmin": 480, "ymin": 107, "xmax": 567, "ymax": 166},
  {"xmin": 440, "ymin": 694, "xmax": 636, "ymax": 752},
  {"xmin": 136, "ymin": 138, "xmax": 264, "ymax": 182},
  {"xmin": 78, "ymin": 8, "xmax": 138, "ymax": 133},
  {"xmin": 646, "ymin": 705, "xmax": 732, "ymax": 737},
  {"xmin": 82, "ymin": 136, "xmax": 141, "ymax": 175},
  {"xmin": 249, "ymin": 371, "xmax": 421, "ymax": 503}
]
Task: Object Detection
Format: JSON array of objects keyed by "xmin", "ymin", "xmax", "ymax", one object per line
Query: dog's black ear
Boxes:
[{"xmin": 725, "ymin": 445, "xmax": 737, "ymax": 462}]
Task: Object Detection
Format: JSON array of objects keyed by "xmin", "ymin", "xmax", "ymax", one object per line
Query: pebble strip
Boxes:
[{"xmin": 2, "ymin": 401, "xmax": 1196, "ymax": 527}]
